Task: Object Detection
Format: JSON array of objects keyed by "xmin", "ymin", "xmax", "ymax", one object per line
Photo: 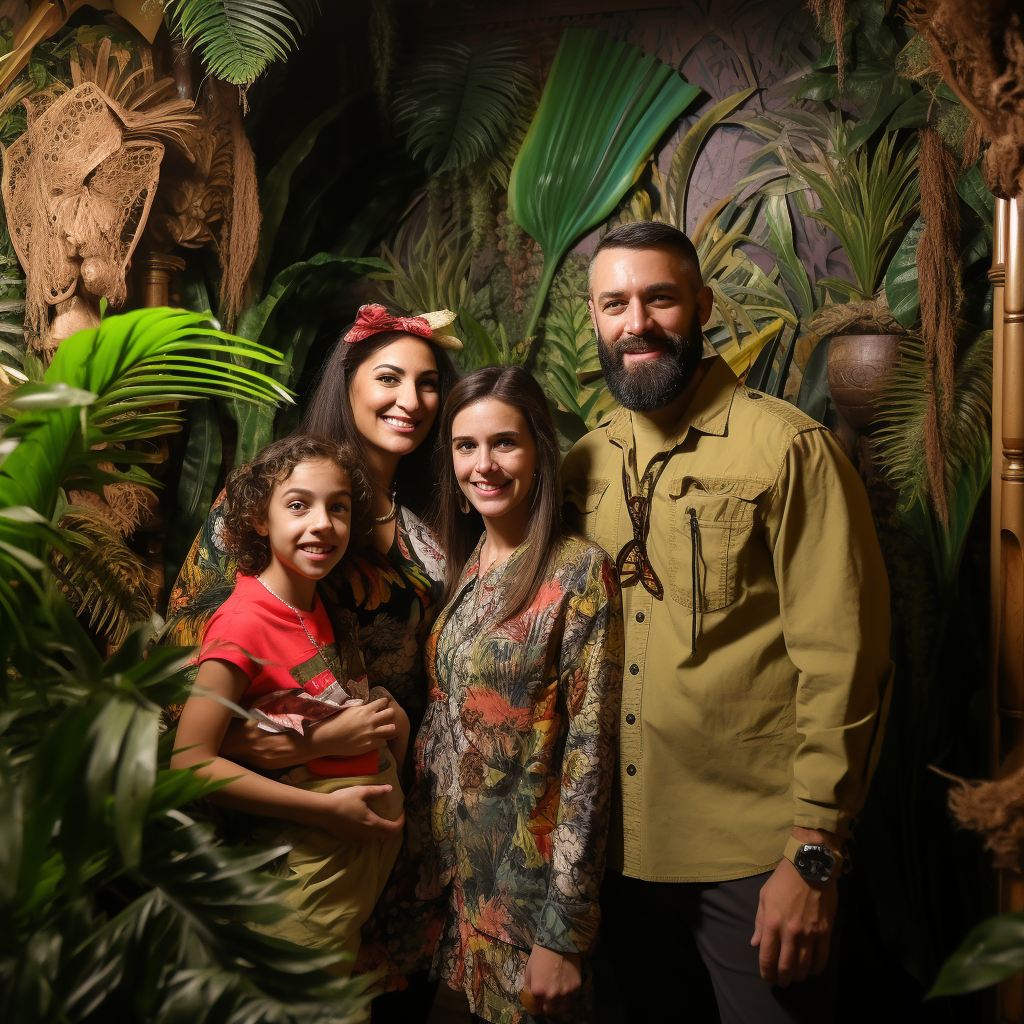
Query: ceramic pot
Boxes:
[{"xmin": 826, "ymin": 333, "xmax": 903, "ymax": 433}]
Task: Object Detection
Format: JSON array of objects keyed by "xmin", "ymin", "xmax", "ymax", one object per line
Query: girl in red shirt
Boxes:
[{"xmin": 172, "ymin": 434, "xmax": 408, "ymax": 974}]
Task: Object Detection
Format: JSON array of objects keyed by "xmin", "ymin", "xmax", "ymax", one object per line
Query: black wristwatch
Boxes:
[{"xmin": 783, "ymin": 837, "xmax": 842, "ymax": 883}]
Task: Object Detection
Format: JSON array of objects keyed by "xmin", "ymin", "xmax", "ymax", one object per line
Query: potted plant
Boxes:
[{"xmin": 782, "ymin": 122, "xmax": 920, "ymax": 462}]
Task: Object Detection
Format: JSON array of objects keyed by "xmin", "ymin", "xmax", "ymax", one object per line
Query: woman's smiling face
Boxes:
[
  {"xmin": 451, "ymin": 398, "xmax": 537, "ymax": 525},
  {"xmin": 347, "ymin": 335, "xmax": 441, "ymax": 461}
]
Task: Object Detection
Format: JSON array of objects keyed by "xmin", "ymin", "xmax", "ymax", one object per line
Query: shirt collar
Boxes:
[{"xmin": 605, "ymin": 355, "xmax": 739, "ymax": 453}]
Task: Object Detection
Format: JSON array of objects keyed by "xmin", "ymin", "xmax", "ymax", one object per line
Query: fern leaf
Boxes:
[
  {"xmin": 165, "ymin": 0, "xmax": 319, "ymax": 87},
  {"xmin": 394, "ymin": 39, "xmax": 534, "ymax": 175},
  {"xmin": 51, "ymin": 505, "xmax": 157, "ymax": 647},
  {"xmin": 876, "ymin": 328, "xmax": 991, "ymax": 512}
]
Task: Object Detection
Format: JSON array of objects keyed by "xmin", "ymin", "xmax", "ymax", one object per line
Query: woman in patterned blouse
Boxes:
[
  {"xmin": 165, "ymin": 307, "xmax": 460, "ymax": 1023},
  {"xmin": 416, "ymin": 367, "xmax": 624, "ymax": 1024}
]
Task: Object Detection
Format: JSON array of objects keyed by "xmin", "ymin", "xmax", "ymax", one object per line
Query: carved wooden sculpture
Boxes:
[{"xmin": 0, "ymin": 38, "xmax": 197, "ymax": 354}]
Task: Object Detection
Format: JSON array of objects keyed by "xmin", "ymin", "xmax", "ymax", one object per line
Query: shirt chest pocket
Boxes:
[
  {"xmin": 563, "ymin": 478, "xmax": 610, "ymax": 543},
  {"xmin": 666, "ymin": 476, "xmax": 771, "ymax": 611}
]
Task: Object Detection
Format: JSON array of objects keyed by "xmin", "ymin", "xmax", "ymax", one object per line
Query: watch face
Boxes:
[{"xmin": 794, "ymin": 844, "xmax": 835, "ymax": 882}]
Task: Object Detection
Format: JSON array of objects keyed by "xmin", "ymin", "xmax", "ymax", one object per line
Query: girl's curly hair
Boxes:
[{"xmin": 220, "ymin": 434, "xmax": 371, "ymax": 576}]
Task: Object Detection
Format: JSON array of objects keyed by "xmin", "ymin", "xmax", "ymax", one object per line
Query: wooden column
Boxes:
[
  {"xmin": 997, "ymin": 195, "xmax": 1024, "ymax": 1024},
  {"xmin": 993, "ymin": 198, "xmax": 1009, "ymax": 776}
]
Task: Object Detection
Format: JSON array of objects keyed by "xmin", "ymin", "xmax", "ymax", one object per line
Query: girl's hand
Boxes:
[
  {"xmin": 315, "ymin": 784, "xmax": 405, "ymax": 840},
  {"xmin": 522, "ymin": 945, "xmax": 582, "ymax": 1019}
]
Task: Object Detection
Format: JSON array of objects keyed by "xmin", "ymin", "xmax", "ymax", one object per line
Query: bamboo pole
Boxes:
[
  {"xmin": 993, "ymin": 199, "xmax": 1009, "ymax": 777},
  {"xmin": 997, "ymin": 195, "xmax": 1024, "ymax": 1024}
]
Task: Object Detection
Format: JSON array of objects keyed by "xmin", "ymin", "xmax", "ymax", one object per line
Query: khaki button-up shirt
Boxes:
[{"xmin": 561, "ymin": 356, "xmax": 893, "ymax": 882}]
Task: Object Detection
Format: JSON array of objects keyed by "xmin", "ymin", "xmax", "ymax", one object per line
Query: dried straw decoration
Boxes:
[
  {"xmin": 0, "ymin": 38, "xmax": 199, "ymax": 351},
  {"xmin": 903, "ymin": 0, "xmax": 1024, "ymax": 200},
  {"xmin": 916, "ymin": 126, "xmax": 962, "ymax": 522}
]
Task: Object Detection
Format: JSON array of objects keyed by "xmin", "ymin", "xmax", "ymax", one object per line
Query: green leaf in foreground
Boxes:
[{"xmin": 930, "ymin": 912, "xmax": 1024, "ymax": 997}]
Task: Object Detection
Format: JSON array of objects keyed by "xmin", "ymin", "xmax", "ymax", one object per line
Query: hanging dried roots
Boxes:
[
  {"xmin": 916, "ymin": 127, "xmax": 962, "ymax": 522},
  {"xmin": 903, "ymin": 0, "xmax": 1024, "ymax": 200},
  {"xmin": 808, "ymin": 0, "xmax": 847, "ymax": 94},
  {"xmin": 948, "ymin": 766, "xmax": 1024, "ymax": 871}
]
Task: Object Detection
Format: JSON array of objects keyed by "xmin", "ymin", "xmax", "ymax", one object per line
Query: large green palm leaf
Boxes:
[
  {"xmin": 0, "ymin": 307, "xmax": 290, "ymax": 645},
  {"xmin": 164, "ymin": 0, "xmax": 319, "ymax": 87},
  {"xmin": 508, "ymin": 27, "xmax": 700, "ymax": 360},
  {"xmin": 394, "ymin": 39, "xmax": 533, "ymax": 175}
]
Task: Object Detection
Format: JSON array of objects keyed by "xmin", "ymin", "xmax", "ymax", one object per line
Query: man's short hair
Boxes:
[{"xmin": 588, "ymin": 221, "xmax": 704, "ymax": 291}]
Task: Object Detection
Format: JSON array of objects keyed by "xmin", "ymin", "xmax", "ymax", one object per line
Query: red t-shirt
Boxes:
[{"xmin": 198, "ymin": 574, "xmax": 378, "ymax": 775}]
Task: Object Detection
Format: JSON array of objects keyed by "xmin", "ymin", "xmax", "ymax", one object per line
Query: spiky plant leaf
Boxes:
[
  {"xmin": 394, "ymin": 39, "xmax": 533, "ymax": 176},
  {"xmin": 508, "ymin": 26, "xmax": 700, "ymax": 359},
  {"xmin": 790, "ymin": 129, "xmax": 920, "ymax": 300},
  {"xmin": 164, "ymin": 0, "xmax": 320, "ymax": 87}
]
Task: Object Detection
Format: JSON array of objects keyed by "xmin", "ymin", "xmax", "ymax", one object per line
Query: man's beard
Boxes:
[{"xmin": 597, "ymin": 320, "xmax": 705, "ymax": 412}]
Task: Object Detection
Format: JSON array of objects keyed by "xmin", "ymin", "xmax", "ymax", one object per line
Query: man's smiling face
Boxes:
[{"xmin": 589, "ymin": 244, "xmax": 713, "ymax": 412}]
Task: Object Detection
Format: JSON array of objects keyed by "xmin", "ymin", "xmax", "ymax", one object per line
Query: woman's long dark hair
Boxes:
[
  {"xmin": 433, "ymin": 366, "xmax": 565, "ymax": 623},
  {"xmin": 300, "ymin": 328, "xmax": 459, "ymax": 517}
]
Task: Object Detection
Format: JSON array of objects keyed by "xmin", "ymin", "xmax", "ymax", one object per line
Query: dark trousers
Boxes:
[{"xmin": 597, "ymin": 870, "xmax": 838, "ymax": 1024}]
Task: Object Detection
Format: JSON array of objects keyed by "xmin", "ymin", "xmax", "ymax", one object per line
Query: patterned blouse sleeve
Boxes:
[
  {"xmin": 164, "ymin": 491, "xmax": 237, "ymax": 647},
  {"xmin": 534, "ymin": 547, "xmax": 624, "ymax": 955}
]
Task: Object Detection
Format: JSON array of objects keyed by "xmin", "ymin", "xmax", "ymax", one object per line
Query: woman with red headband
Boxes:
[{"xmin": 166, "ymin": 304, "xmax": 462, "ymax": 1022}]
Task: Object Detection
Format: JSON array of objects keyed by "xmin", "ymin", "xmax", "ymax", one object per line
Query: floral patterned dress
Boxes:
[{"xmin": 415, "ymin": 534, "xmax": 624, "ymax": 1024}]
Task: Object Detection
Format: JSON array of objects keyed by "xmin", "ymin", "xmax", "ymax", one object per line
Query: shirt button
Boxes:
[
  {"xmin": 629, "ymin": 663, "xmax": 639, "ymax": 675},
  {"xmin": 626, "ymin": 764, "xmax": 637, "ymax": 776},
  {"xmin": 635, "ymin": 611, "xmax": 645, "ymax": 623},
  {"xmin": 625, "ymin": 713, "xmax": 636, "ymax": 725}
]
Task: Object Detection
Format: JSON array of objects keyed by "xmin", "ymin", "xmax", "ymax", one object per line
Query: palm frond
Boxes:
[
  {"xmin": 165, "ymin": 0, "xmax": 320, "ymax": 87},
  {"xmin": 508, "ymin": 26, "xmax": 700, "ymax": 359},
  {"xmin": 394, "ymin": 39, "xmax": 534, "ymax": 176},
  {"xmin": 51, "ymin": 505, "xmax": 157, "ymax": 648},
  {"xmin": 876, "ymin": 328, "xmax": 991, "ymax": 513},
  {"xmin": 0, "ymin": 307, "xmax": 291, "ymax": 648}
]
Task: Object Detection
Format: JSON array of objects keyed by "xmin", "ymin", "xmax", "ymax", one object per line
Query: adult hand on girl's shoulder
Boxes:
[
  {"xmin": 522, "ymin": 945, "xmax": 582, "ymax": 1019},
  {"xmin": 316, "ymin": 784, "xmax": 405, "ymax": 840}
]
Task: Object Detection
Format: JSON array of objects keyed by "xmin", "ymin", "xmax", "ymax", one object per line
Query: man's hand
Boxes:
[
  {"xmin": 221, "ymin": 694, "xmax": 398, "ymax": 768},
  {"xmin": 313, "ymin": 784, "xmax": 405, "ymax": 841},
  {"xmin": 521, "ymin": 945, "xmax": 582, "ymax": 1018},
  {"xmin": 751, "ymin": 832, "xmax": 839, "ymax": 987}
]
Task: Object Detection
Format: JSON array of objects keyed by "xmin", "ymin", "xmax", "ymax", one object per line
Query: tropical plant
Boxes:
[
  {"xmin": 875, "ymin": 328, "xmax": 992, "ymax": 595},
  {"xmin": 0, "ymin": 308, "xmax": 290, "ymax": 647},
  {"xmin": 393, "ymin": 38, "xmax": 533, "ymax": 177},
  {"xmin": 796, "ymin": 0, "xmax": 914, "ymax": 149},
  {"xmin": 50, "ymin": 502, "xmax": 159, "ymax": 647},
  {"xmin": 508, "ymin": 26, "xmax": 701, "ymax": 361},
  {"xmin": 786, "ymin": 126, "xmax": 921, "ymax": 302},
  {"xmin": 930, "ymin": 911, "xmax": 1024, "ymax": 997},
  {"xmin": 163, "ymin": 0, "xmax": 321, "ymax": 87},
  {"xmin": 0, "ymin": 308, "xmax": 365, "ymax": 1023}
]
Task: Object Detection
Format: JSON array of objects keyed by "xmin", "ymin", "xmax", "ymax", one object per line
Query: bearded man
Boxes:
[{"xmin": 561, "ymin": 221, "xmax": 892, "ymax": 1023}]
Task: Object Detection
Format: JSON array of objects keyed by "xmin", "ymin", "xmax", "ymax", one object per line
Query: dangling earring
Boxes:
[
  {"xmin": 458, "ymin": 491, "xmax": 471, "ymax": 514},
  {"xmin": 530, "ymin": 470, "xmax": 541, "ymax": 508}
]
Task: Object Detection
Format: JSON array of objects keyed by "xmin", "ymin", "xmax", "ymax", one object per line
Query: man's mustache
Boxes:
[{"xmin": 612, "ymin": 332, "xmax": 684, "ymax": 356}]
